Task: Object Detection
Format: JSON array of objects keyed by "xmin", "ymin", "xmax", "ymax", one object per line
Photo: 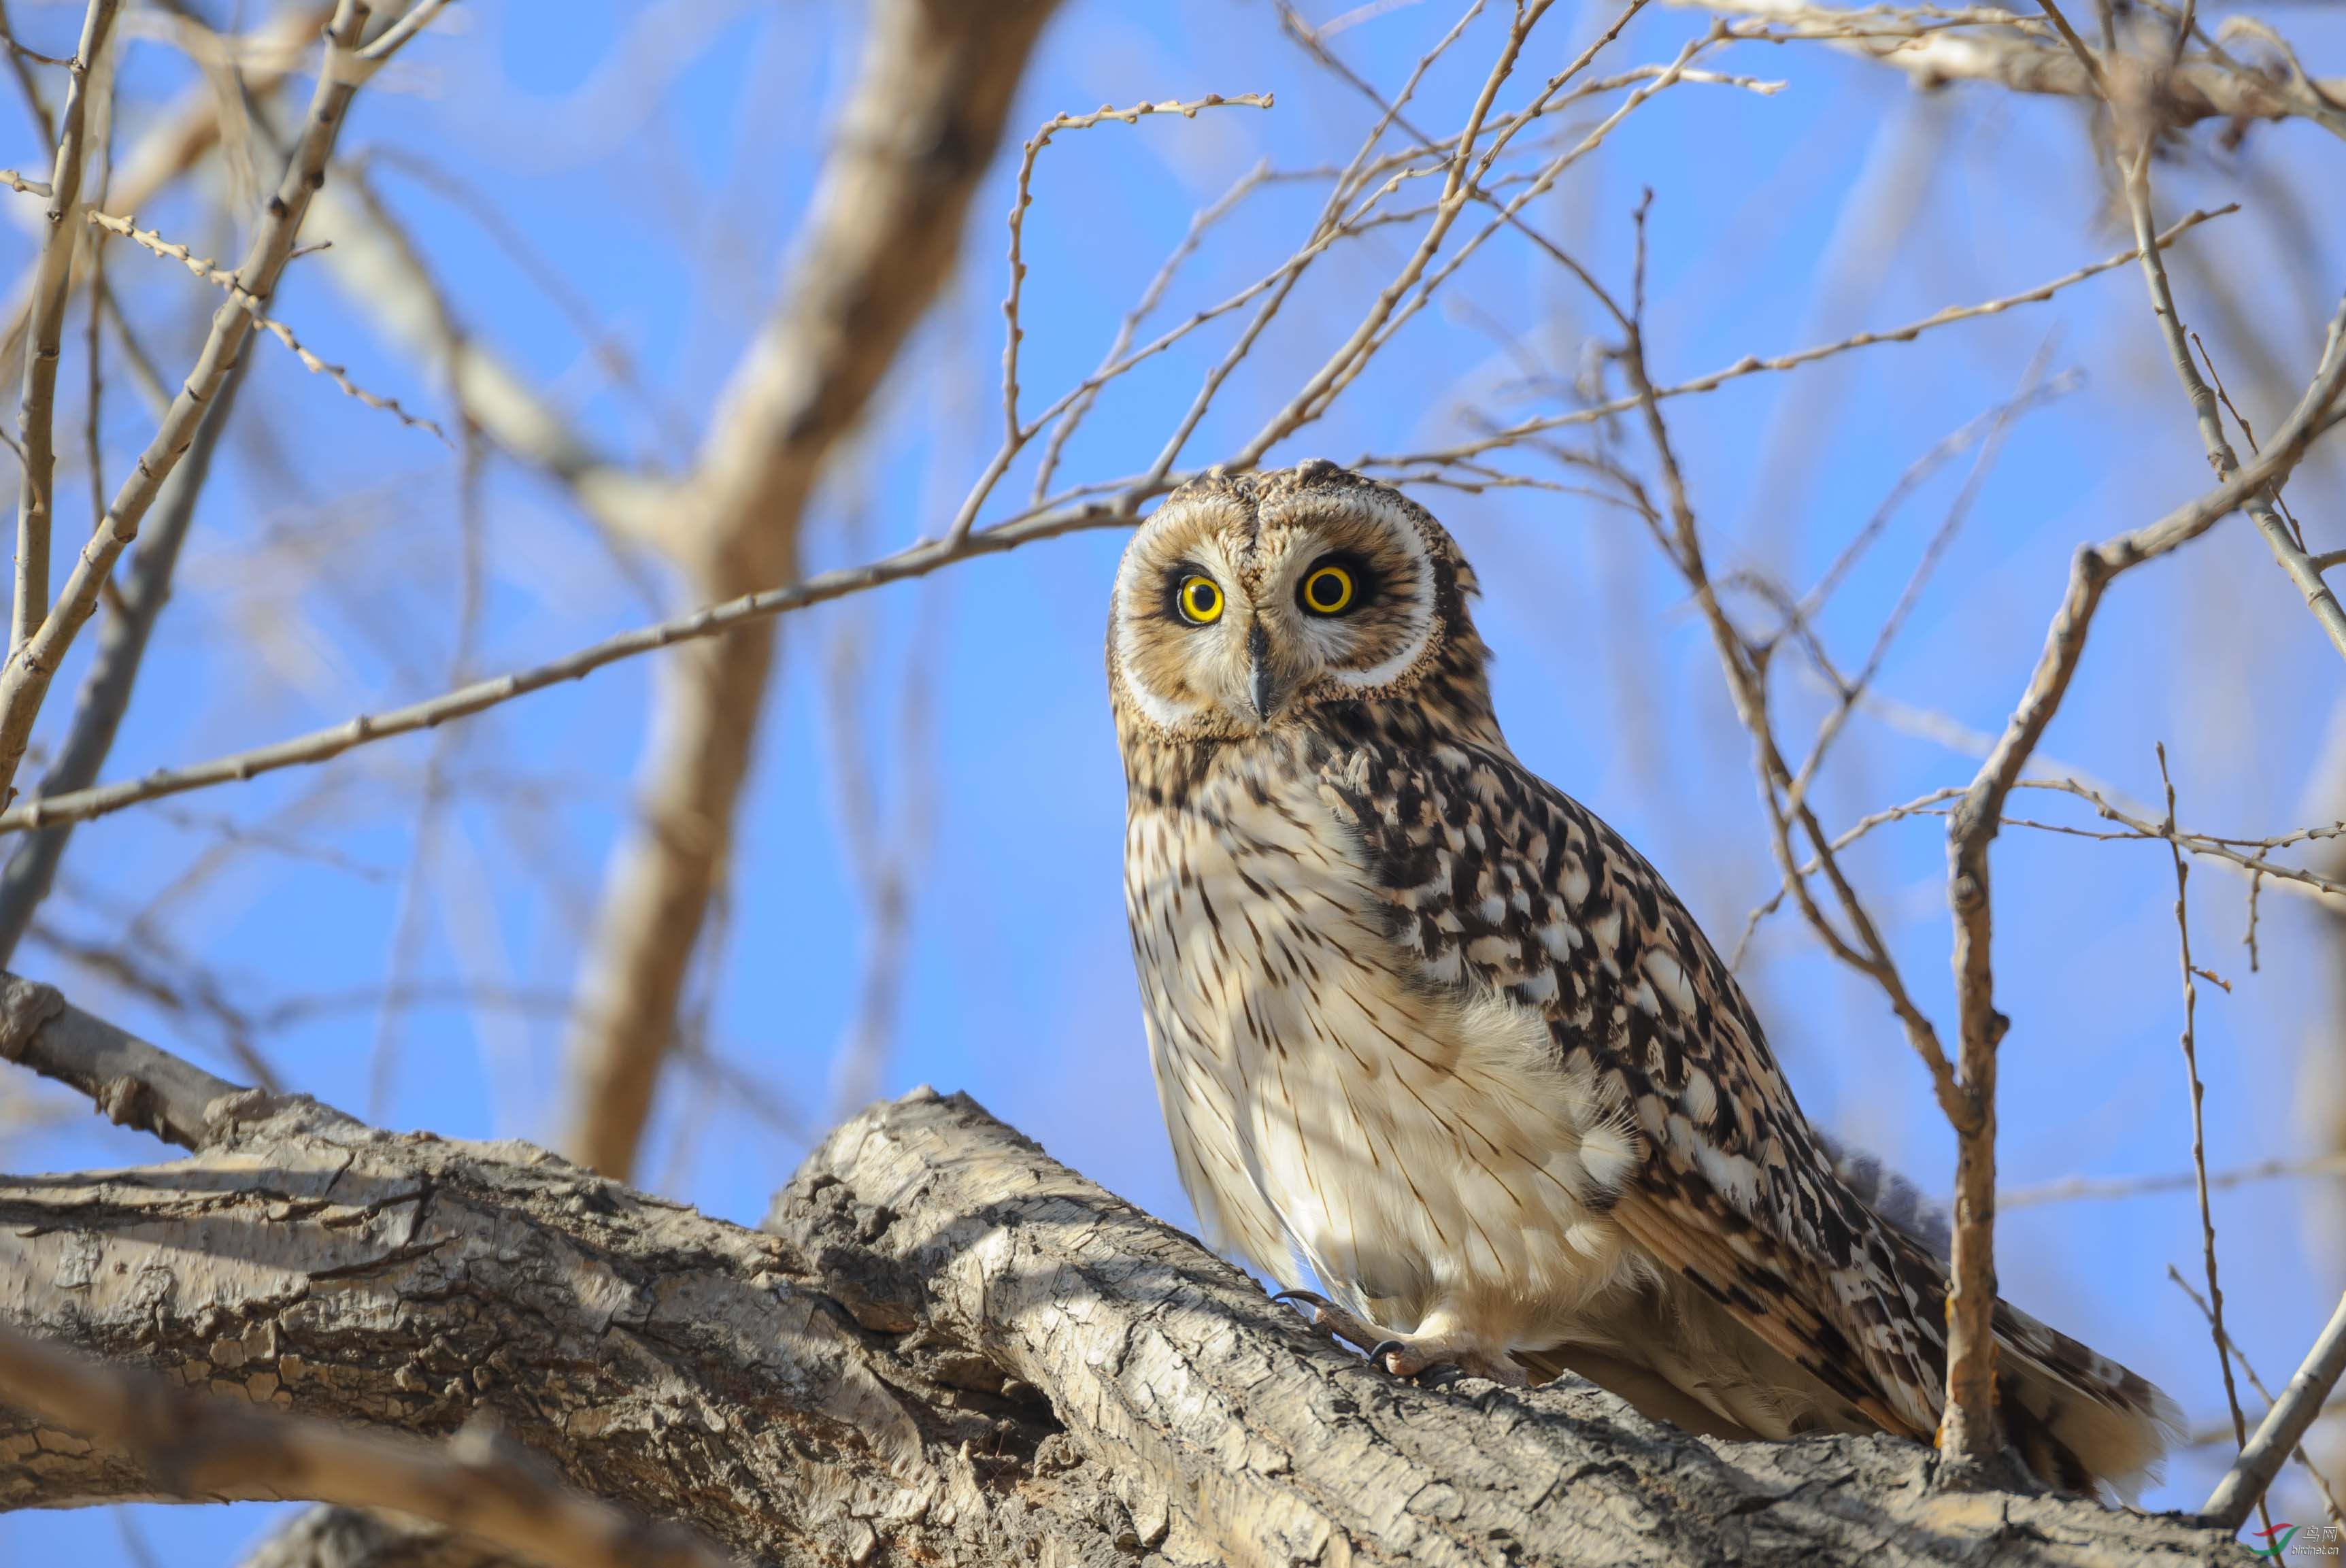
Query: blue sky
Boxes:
[{"xmin": 3, "ymin": 0, "xmax": 2345, "ymax": 1560}]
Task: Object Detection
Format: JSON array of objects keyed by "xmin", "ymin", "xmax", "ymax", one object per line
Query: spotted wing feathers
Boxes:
[{"xmin": 1318, "ymin": 733, "xmax": 2173, "ymax": 1487}]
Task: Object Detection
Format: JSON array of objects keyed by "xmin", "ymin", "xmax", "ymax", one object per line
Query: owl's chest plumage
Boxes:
[{"xmin": 1121, "ymin": 739, "xmax": 1643, "ymax": 1352}]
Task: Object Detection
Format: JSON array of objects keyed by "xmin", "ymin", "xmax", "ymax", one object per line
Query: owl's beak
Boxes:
[{"xmin": 1247, "ymin": 620, "xmax": 1276, "ymax": 723}]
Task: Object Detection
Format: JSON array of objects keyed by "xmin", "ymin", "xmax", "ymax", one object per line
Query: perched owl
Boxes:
[{"xmin": 1108, "ymin": 459, "xmax": 2177, "ymax": 1494}]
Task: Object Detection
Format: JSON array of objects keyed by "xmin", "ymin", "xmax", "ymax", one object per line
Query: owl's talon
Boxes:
[
  {"xmin": 1362, "ymin": 1338, "xmax": 1466, "ymax": 1382},
  {"xmin": 1269, "ymin": 1289, "xmax": 1396, "ymax": 1361}
]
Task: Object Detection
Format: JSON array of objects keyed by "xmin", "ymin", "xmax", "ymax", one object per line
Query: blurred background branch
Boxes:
[{"xmin": 554, "ymin": 0, "xmax": 1060, "ymax": 1181}]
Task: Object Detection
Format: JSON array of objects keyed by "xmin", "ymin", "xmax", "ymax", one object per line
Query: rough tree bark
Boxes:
[{"xmin": 0, "ymin": 979, "xmax": 2248, "ymax": 1567}]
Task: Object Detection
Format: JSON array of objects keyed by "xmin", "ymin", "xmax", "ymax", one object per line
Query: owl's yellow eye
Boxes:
[
  {"xmin": 1177, "ymin": 575, "xmax": 1224, "ymax": 625},
  {"xmin": 1300, "ymin": 563, "xmax": 1355, "ymax": 616}
]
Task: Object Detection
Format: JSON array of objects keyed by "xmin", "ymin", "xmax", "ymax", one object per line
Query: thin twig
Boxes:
[
  {"xmin": 0, "ymin": 0, "xmax": 56, "ymax": 146},
  {"xmin": 0, "ymin": 0, "xmax": 422, "ymax": 810},
  {"xmin": 2121, "ymin": 146, "xmax": 2346, "ymax": 662},
  {"xmin": 12, "ymin": 0, "xmax": 124, "ymax": 658},
  {"xmin": 78, "ymin": 24, "xmax": 111, "ymax": 544},
  {"xmin": 88, "ymin": 207, "xmax": 446, "ymax": 438},
  {"xmin": 1030, "ymin": 159, "xmax": 1281, "ymax": 505},
  {"xmin": 2002, "ymin": 1152, "xmax": 2346, "ymax": 1208},
  {"xmin": 1233, "ymin": 0, "xmax": 1573, "ymax": 467},
  {"xmin": 2160, "ymin": 745, "xmax": 2255, "ymax": 1512},
  {"xmin": 1397, "ymin": 205, "xmax": 2236, "ymax": 469},
  {"xmin": 2032, "ymin": 0, "xmax": 2108, "ymax": 95},
  {"xmin": 0, "ymin": 267, "xmax": 256, "ymax": 966},
  {"xmin": 961, "ymin": 93, "xmax": 1273, "ymax": 544},
  {"xmin": 0, "ymin": 482, "xmax": 1175, "ymax": 837},
  {"xmin": 1780, "ymin": 348, "xmax": 2066, "ymax": 823},
  {"xmin": 1611, "ymin": 193, "xmax": 1966, "ymax": 1165}
]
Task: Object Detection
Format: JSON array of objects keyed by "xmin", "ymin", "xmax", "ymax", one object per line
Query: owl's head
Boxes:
[{"xmin": 1107, "ymin": 460, "xmax": 1492, "ymax": 744}]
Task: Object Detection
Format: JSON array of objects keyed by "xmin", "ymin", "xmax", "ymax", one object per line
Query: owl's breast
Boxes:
[{"xmin": 1122, "ymin": 755, "xmax": 1643, "ymax": 1344}]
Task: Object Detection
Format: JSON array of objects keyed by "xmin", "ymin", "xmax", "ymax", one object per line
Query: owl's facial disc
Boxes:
[{"xmin": 1111, "ymin": 476, "xmax": 1442, "ymax": 737}]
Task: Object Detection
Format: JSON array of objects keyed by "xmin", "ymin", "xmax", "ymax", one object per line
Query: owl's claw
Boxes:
[
  {"xmin": 1271, "ymin": 1290, "xmax": 1515, "ymax": 1386},
  {"xmin": 1365, "ymin": 1337, "xmax": 1471, "ymax": 1384},
  {"xmin": 1271, "ymin": 1289, "xmax": 1386, "ymax": 1358}
]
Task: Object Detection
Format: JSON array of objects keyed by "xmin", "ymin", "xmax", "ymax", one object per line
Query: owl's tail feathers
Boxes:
[
  {"xmin": 1873, "ymin": 1222, "xmax": 2182, "ymax": 1499},
  {"xmin": 1830, "ymin": 1138, "xmax": 2182, "ymax": 1498},
  {"xmin": 1991, "ymin": 1290, "xmax": 2185, "ymax": 1501}
]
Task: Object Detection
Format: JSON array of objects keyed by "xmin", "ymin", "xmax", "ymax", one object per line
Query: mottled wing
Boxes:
[{"xmin": 1317, "ymin": 736, "xmax": 1943, "ymax": 1437}]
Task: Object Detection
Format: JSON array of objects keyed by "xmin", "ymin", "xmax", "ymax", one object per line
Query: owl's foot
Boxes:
[
  {"xmin": 1271, "ymin": 1290, "xmax": 1524, "ymax": 1387},
  {"xmin": 1364, "ymin": 1336, "xmax": 1526, "ymax": 1386}
]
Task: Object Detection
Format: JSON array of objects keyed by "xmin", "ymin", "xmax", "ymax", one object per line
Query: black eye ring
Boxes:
[
  {"xmin": 1299, "ymin": 561, "xmax": 1356, "ymax": 616},
  {"xmin": 1177, "ymin": 574, "xmax": 1224, "ymax": 625}
]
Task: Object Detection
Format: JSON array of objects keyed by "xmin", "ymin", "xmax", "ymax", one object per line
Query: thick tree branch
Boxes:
[
  {"xmin": 0, "ymin": 1075, "xmax": 1099, "ymax": 1563},
  {"xmin": 0, "ymin": 1322, "xmax": 733, "ymax": 1568},
  {"xmin": 0, "ymin": 969, "xmax": 244, "ymax": 1147},
  {"xmin": 556, "ymin": 0, "xmax": 1062, "ymax": 1180},
  {"xmin": 0, "ymin": 984, "xmax": 2247, "ymax": 1566}
]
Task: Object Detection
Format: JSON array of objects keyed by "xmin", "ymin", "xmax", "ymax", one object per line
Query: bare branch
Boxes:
[
  {"xmin": 0, "ymin": 315, "xmax": 252, "ymax": 964},
  {"xmin": 1231, "ymin": 0, "xmax": 1573, "ymax": 467},
  {"xmin": 1936, "ymin": 267, "xmax": 2346, "ymax": 1471},
  {"xmin": 956, "ymin": 93, "xmax": 1273, "ymax": 546},
  {"xmin": 11, "ymin": 0, "xmax": 122, "ymax": 656},
  {"xmin": 2159, "ymin": 746, "xmax": 2256, "ymax": 1522},
  {"xmin": 87, "ymin": 207, "xmax": 446, "ymax": 439},
  {"xmin": 2002, "ymin": 1152, "xmax": 2346, "ymax": 1208},
  {"xmin": 0, "ymin": 483, "xmax": 1162, "ymax": 839},
  {"xmin": 2206, "ymin": 1290, "xmax": 2346, "ymax": 1529},
  {"xmin": 1666, "ymin": 0, "xmax": 2346, "ymax": 136},
  {"xmin": 0, "ymin": 0, "xmax": 426, "ymax": 809},
  {"xmin": 0, "ymin": 969, "xmax": 244, "ymax": 1148},
  {"xmin": 1394, "ymin": 203, "xmax": 2234, "ymax": 470},
  {"xmin": 2119, "ymin": 149, "xmax": 2346, "ymax": 663},
  {"xmin": 556, "ymin": 0, "xmax": 1066, "ymax": 1181}
]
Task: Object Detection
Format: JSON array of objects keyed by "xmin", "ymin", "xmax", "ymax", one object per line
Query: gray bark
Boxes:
[{"xmin": 0, "ymin": 1073, "xmax": 2246, "ymax": 1565}]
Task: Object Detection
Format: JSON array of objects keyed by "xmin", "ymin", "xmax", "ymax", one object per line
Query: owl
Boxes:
[{"xmin": 1108, "ymin": 459, "xmax": 2177, "ymax": 1494}]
